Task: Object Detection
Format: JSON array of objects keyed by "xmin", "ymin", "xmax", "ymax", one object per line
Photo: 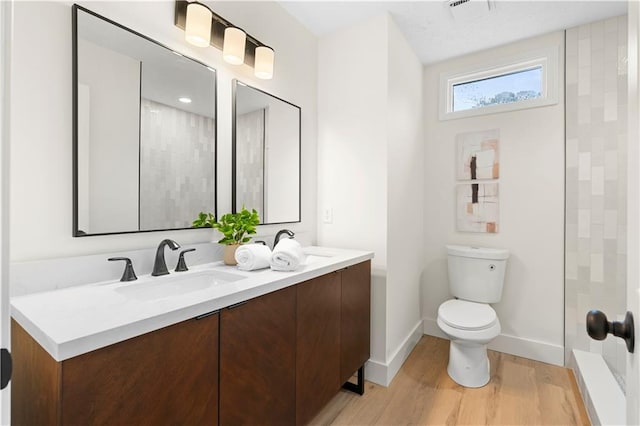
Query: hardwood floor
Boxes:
[{"xmin": 310, "ymin": 335, "xmax": 590, "ymax": 425}]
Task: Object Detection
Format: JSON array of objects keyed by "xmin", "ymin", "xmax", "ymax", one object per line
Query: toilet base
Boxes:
[{"xmin": 447, "ymin": 340, "xmax": 491, "ymax": 388}]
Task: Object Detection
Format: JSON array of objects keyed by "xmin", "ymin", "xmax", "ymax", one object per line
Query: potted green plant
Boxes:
[{"xmin": 192, "ymin": 207, "xmax": 260, "ymax": 265}]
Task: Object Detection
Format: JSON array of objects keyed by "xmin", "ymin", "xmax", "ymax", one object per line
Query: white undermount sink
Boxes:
[
  {"xmin": 114, "ymin": 270, "xmax": 245, "ymax": 301},
  {"xmin": 302, "ymin": 252, "xmax": 333, "ymax": 266}
]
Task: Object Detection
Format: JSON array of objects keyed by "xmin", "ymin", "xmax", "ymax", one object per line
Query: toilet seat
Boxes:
[{"xmin": 438, "ymin": 299, "xmax": 497, "ymax": 331}]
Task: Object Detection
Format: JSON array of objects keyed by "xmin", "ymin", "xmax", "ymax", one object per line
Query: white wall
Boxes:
[
  {"xmin": 318, "ymin": 14, "xmax": 389, "ymax": 376},
  {"xmin": 422, "ymin": 31, "xmax": 566, "ymax": 365},
  {"xmin": 10, "ymin": 1, "xmax": 317, "ymax": 265},
  {"xmin": 318, "ymin": 14, "xmax": 424, "ymax": 385},
  {"xmin": 386, "ymin": 18, "xmax": 424, "ymax": 368}
]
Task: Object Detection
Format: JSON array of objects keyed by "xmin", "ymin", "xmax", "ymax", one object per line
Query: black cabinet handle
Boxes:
[
  {"xmin": 195, "ymin": 310, "xmax": 219, "ymax": 320},
  {"xmin": 228, "ymin": 301, "xmax": 248, "ymax": 310}
]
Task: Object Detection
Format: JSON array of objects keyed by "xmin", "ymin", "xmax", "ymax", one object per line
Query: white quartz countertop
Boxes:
[{"xmin": 11, "ymin": 246, "xmax": 373, "ymax": 362}]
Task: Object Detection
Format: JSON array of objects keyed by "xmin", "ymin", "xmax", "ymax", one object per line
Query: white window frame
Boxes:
[{"xmin": 439, "ymin": 46, "xmax": 559, "ymax": 121}]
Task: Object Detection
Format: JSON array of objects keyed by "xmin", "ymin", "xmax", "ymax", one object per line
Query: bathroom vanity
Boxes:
[{"xmin": 10, "ymin": 247, "xmax": 372, "ymax": 425}]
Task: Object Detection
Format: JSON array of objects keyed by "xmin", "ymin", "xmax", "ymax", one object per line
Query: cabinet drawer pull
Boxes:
[
  {"xmin": 227, "ymin": 301, "xmax": 248, "ymax": 310},
  {"xmin": 195, "ymin": 310, "xmax": 219, "ymax": 320}
]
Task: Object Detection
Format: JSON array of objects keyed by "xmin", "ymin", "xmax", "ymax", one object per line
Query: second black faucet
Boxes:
[
  {"xmin": 274, "ymin": 229, "xmax": 295, "ymax": 248},
  {"xmin": 152, "ymin": 239, "xmax": 180, "ymax": 276}
]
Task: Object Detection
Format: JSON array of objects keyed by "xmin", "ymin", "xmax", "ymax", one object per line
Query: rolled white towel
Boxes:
[
  {"xmin": 235, "ymin": 244, "xmax": 272, "ymax": 271},
  {"xmin": 270, "ymin": 238, "xmax": 306, "ymax": 272}
]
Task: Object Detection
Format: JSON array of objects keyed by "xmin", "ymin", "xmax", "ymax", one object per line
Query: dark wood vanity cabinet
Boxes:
[
  {"xmin": 11, "ymin": 313, "xmax": 219, "ymax": 426},
  {"xmin": 219, "ymin": 261, "xmax": 371, "ymax": 426},
  {"xmin": 296, "ymin": 271, "xmax": 342, "ymax": 426},
  {"xmin": 12, "ymin": 260, "xmax": 371, "ymax": 426},
  {"xmin": 340, "ymin": 260, "xmax": 372, "ymax": 383},
  {"xmin": 219, "ymin": 286, "xmax": 297, "ymax": 425},
  {"xmin": 295, "ymin": 260, "xmax": 372, "ymax": 425}
]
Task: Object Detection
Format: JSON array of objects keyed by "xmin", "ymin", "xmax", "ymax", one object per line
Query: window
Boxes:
[
  {"xmin": 452, "ymin": 66, "xmax": 542, "ymax": 111},
  {"xmin": 439, "ymin": 47, "xmax": 559, "ymax": 120}
]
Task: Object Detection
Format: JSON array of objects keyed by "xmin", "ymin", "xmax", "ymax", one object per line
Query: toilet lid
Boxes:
[{"xmin": 438, "ymin": 299, "xmax": 497, "ymax": 331}]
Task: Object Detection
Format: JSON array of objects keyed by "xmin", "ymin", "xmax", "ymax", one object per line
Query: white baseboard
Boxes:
[
  {"xmin": 386, "ymin": 321, "xmax": 423, "ymax": 384},
  {"xmin": 422, "ymin": 317, "xmax": 564, "ymax": 366},
  {"xmin": 366, "ymin": 317, "xmax": 564, "ymax": 388},
  {"xmin": 364, "ymin": 358, "xmax": 387, "ymax": 386},
  {"xmin": 365, "ymin": 320, "xmax": 423, "ymax": 387}
]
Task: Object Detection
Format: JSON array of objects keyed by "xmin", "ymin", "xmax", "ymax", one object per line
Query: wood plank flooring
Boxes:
[{"xmin": 311, "ymin": 335, "xmax": 590, "ymax": 425}]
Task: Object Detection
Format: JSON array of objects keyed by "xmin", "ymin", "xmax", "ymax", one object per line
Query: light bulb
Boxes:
[
  {"xmin": 185, "ymin": 2, "xmax": 212, "ymax": 47},
  {"xmin": 223, "ymin": 27, "xmax": 246, "ymax": 65},
  {"xmin": 254, "ymin": 46, "xmax": 274, "ymax": 79}
]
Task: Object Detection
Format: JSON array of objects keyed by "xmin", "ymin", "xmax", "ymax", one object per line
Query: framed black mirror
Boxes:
[
  {"xmin": 72, "ymin": 5, "xmax": 217, "ymax": 236},
  {"xmin": 232, "ymin": 80, "xmax": 301, "ymax": 224}
]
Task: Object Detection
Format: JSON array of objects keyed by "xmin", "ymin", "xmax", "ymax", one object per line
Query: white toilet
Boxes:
[{"xmin": 437, "ymin": 245, "xmax": 509, "ymax": 388}]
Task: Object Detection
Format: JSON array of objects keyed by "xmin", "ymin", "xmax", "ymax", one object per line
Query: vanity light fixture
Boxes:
[
  {"xmin": 178, "ymin": 97, "xmax": 192, "ymax": 103},
  {"xmin": 254, "ymin": 45, "xmax": 274, "ymax": 80},
  {"xmin": 184, "ymin": 2, "xmax": 212, "ymax": 47},
  {"xmin": 174, "ymin": 0, "xmax": 275, "ymax": 79},
  {"xmin": 223, "ymin": 27, "xmax": 246, "ymax": 65}
]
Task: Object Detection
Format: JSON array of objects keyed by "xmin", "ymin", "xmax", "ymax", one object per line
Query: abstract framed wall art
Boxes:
[
  {"xmin": 456, "ymin": 182, "xmax": 499, "ymax": 233},
  {"xmin": 456, "ymin": 129, "xmax": 499, "ymax": 180}
]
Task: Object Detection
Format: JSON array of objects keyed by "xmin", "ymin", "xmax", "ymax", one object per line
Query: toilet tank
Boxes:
[{"xmin": 446, "ymin": 245, "xmax": 509, "ymax": 303}]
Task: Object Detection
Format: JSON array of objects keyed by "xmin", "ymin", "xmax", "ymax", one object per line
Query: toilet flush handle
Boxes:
[{"xmin": 586, "ymin": 310, "xmax": 634, "ymax": 353}]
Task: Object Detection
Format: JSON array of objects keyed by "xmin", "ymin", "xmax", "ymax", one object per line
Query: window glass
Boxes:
[{"xmin": 452, "ymin": 66, "xmax": 542, "ymax": 112}]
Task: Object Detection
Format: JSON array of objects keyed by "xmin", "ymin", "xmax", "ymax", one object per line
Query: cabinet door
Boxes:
[
  {"xmin": 296, "ymin": 272, "xmax": 341, "ymax": 426},
  {"xmin": 11, "ymin": 320, "xmax": 61, "ymax": 426},
  {"xmin": 219, "ymin": 286, "xmax": 296, "ymax": 425},
  {"xmin": 341, "ymin": 260, "xmax": 371, "ymax": 383},
  {"xmin": 61, "ymin": 313, "xmax": 219, "ymax": 425}
]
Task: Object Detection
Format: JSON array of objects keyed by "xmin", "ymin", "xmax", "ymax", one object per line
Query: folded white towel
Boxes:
[
  {"xmin": 235, "ymin": 244, "xmax": 272, "ymax": 271},
  {"xmin": 270, "ymin": 238, "xmax": 306, "ymax": 272}
]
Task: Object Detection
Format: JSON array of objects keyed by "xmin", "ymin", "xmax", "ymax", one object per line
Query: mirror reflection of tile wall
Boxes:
[
  {"xmin": 235, "ymin": 109, "xmax": 266, "ymax": 220},
  {"xmin": 139, "ymin": 99, "xmax": 216, "ymax": 230}
]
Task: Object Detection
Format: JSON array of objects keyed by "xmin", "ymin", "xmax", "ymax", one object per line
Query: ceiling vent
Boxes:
[{"xmin": 447, "ymin": 0, "xmax": 492, "ymax": 21}]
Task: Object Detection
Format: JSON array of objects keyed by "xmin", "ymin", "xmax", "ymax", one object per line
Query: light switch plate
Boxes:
[{"xmin": 323, "ymin": 207, "xmax": 333, "ymax": 224}]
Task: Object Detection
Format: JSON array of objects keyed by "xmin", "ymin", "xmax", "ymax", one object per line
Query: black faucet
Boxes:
[
  {"xmin": 152, "ymin": 239, "xmax": 180, "ymax": 276},
  {"xmin": 108, "ymin": 257, "xmax": 137, "ymax": 282},
  {"xmin": 175, "ymin": 248, "xmax": 196, "ymax": 272},
  {"xmin": 274, "ymin": 229, "xmax": 295, "ymax": 248}
]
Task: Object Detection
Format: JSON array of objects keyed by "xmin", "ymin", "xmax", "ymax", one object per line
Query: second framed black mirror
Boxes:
[{"xmin": 232, "ymin": 80, "xmax": 301, "ymax": 224}]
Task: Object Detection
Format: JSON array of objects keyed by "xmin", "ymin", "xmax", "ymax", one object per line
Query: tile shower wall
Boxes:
[
  {"xmin": 139, "ymin": 99, "xmax": 215, "ymax": 230},
  {"xmin": 235, "ymin": 109, "xmax": 265, "ymax": 219},
  {"xmin": 565, "ymin": 16, "xmax": 628, "ymax": 390}
]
